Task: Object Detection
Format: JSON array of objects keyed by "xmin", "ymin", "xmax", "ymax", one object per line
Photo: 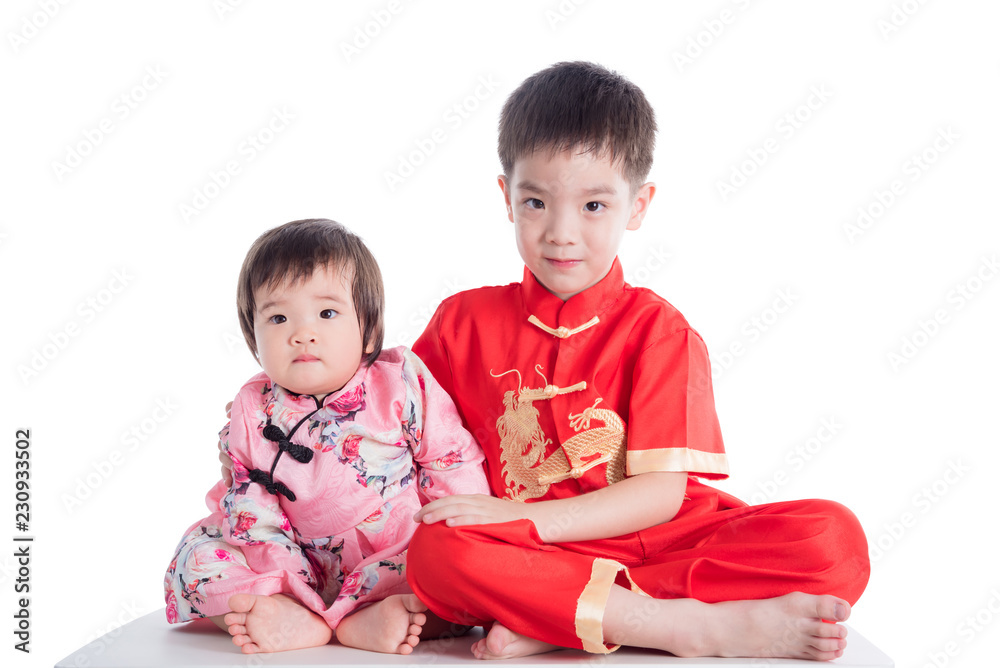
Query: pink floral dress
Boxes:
[{"xmin": 163, "ymin": 346, "xmax": 489, "ymax": 628}]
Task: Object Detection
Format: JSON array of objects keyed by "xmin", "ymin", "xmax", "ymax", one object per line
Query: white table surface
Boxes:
[{"xmin": 55, "ymin": 610, "xmax": 893, "ymax": 668}]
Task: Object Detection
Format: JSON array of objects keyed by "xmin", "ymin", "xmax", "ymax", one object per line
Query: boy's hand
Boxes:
[
  {"xmin": 413, "ymin": 494, "xmax": 529, "ymax": 527},
  {"xmin": 219, "ymin": 401, "xmax": 233, "ymax": 486}
]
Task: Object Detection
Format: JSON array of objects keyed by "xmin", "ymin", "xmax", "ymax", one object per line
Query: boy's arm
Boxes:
[{"xmin": 413, "ymin": 470, "xmax": 687, "ymax": 543}]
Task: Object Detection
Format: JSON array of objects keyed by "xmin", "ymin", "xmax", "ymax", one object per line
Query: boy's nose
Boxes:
[{"xmin": 545, "ymin": 210, "xmax": 576, "ymax": 245}]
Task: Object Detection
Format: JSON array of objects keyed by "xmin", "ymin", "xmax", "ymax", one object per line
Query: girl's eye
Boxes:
[
  {"xmin": 526, "ymin": 198, "xmax": 544, "ymax": 210},
  {"xmin": 320, "ymin": 309, "xmax": 337, "ymax": 319},
  {"xmin": 268, "ymin": 314, "xmax": 286, "ymax": 324},
  {"xmin": 584, "ymin": 201, "xmax": 604, "ymax": 212}
]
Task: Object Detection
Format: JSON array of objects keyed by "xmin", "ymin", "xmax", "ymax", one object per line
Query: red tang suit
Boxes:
[{"xmin": 407, "ymin": 258, "xmax": 869, "ymax": 653}]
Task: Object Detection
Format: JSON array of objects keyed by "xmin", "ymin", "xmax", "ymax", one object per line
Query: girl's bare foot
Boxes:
[
  {"xmin": 471, "ymin": 623, "xmax": 560, "ymax": 660},
  {"xmin": 223, "ymin": 593, "xmax": 332, "ymax": 654},
  {"xmin": 335, "ymin": 594, "xmax": 427, "ymax": 655},
  {"xmin": 606, "ymin": 589, "xmax": 852, "ymax": 661}
]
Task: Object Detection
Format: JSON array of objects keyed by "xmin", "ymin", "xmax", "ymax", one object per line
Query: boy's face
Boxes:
[
  {"xmin": 253, "ymin": 264, "xmax": 369, "ymax": 398},
  {"xmin": 499, "ymin": 148, "xmax": 654, "ymax": 301}
]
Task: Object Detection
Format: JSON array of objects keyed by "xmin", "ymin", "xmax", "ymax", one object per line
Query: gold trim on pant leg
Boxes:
[
  {"xmin": 621, "ymin": 567, "xmax": 652, "ymax": 597},
  {"xmin": 574, "ymin": 558, "xmax": 626, "ymax": 654}
]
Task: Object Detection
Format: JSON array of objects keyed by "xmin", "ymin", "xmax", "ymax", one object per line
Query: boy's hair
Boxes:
[
  {"xmin": 498, "ymin": 61, "xmax": 657, "ymax": 192},
  {"xmin": 237, "ymin": 219, "xmax": 385, "ymax": 367}
]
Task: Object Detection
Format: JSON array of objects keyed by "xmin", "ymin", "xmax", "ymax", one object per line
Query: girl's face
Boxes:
[{"xmin": 253, "ymin": 264, "xmax": 369, "ymax": 399}]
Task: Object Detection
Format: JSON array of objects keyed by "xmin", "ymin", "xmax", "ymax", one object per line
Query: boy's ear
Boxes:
[
  {"xmin": 498, "ymin": 175, "xmax": 514, "ymax": 223},
  {"xmin": 626, "ymin": 182, "xmax": 656, "ymax": 231}
]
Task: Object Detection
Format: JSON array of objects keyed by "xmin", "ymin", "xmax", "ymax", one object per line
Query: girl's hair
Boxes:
[{"xmin": 237, "ymin": 219, "xmax": 384, "ymax": 366}]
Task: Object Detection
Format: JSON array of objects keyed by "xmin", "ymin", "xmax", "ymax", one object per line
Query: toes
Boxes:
[
  {"xmin": 806, "ymin": 646, "xmax": 844, "ymax": 661},
  {"xmin": 484, "ymin": 624, "xmax": 511, "ymax": 655},
  {"xmin": 227, "ymin": 623, "xmax": 247, "ymax": 637},
  {"xmin": 410, "ymin": 611, "xmax": 427, "ymax": 627},
  {"xmin": 401, "ymin": 593, "xmax": 429, "ymax": 614},
  {"xmin": 814, "ymin": 595, "xmax": 850, "ymax": 622},
  {"xmin": 789, "ymin": 591, "xmax": 850, "ymax": 622},
  {"xmin": 408, "ymin": 623, "xmax": 423, "ymax": 636},
  {"xmin": 228, "ymin": 594, "xmax": 257, "ymax": 614},
  {"xmin": 811, "ymin": 620, "xmax": 847, "ymax": 639},
  {"xmin": 240, "ymin": 641, "xmax": 262, "ymax": 655},
  {"xmin": 223, "ymin": 611, "xmax": 246, "ymax": 627},
  {"xmin": 809, "ymin": 636, "xmax": 846, "ymax": 653}
]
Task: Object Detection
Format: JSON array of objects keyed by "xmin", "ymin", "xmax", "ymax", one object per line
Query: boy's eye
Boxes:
[
  {"xmin": 584, "ymin": 201, "xmax": 604, "ymax": 212},
  {"xmin": 525, "ymin": 198, "xmax": 544, "ymax": 209},
  {"xmin": 320, "ymin": 309, "xmax": 338, "ymax": 319},
  {"xmin": 268, "ymin": 314, "xmax": 286, "ymax": 324}
]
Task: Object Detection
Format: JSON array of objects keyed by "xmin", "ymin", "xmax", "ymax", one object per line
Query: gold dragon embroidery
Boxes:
[{"xmin": 493, "ymin": 366, "xmax": 627, "ymax": 502}]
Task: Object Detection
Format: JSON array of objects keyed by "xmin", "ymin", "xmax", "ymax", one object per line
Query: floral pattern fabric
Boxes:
[{"xmin": 163, "ymin": 346, "xmax": 489, "ymax": 628}]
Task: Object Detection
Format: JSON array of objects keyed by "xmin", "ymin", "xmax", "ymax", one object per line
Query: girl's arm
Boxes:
[{"xmin": 402, "ymin": 349, "xmax": 491, "ymax": 500}]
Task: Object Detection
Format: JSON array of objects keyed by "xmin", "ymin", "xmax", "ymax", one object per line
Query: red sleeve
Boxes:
[
  {"xmin": 412, "ymin": 301, "xmax": 458, "ymax": 402},
  {"xmin": 625, "ymin": 328, "xmax": 729, "ymax": 480}
]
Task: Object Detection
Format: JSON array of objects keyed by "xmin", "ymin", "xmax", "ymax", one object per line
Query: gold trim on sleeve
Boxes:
[
  {"xmin": 575, "ymin": 558, "xmax": 626, "ymax": 654},
  {"xmin": 627, "ymin": 448, "xmax": 730, "ymax": 477}
]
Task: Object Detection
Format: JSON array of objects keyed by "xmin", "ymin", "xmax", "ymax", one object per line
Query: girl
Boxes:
[{"xmin": 163, "ymin": 219, "xmax": 488, "ymax": 655}]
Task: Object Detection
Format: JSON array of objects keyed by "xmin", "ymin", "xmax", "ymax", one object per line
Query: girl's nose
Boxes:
[{"xmin": 291, "ymin": 325, "xmax": 317, "ymax": 344}]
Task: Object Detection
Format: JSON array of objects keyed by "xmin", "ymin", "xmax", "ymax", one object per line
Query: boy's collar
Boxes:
[{"xmin": 520, "ymin": 257, "xmax": 624, "ymax": 328}]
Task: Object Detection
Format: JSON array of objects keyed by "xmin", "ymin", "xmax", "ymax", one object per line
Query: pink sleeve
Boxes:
[{"xmin": 400, "ymin": 349, "xmax": 490, "ymax": 500}]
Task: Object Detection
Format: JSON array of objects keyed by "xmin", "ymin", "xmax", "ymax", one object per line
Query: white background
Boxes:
[{"xmin": 2, "ymin": 1, "xmax": 999, "ymax": 666}]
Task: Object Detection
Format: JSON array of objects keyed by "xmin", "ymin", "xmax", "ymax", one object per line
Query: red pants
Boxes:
[{"xmin": 406, "ymin": 480, "xmax": 870, "ymax": 653}]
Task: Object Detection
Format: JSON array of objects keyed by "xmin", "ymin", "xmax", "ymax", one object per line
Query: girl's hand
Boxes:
[
  {"xmin": 219, "ymin": 401, "xmax": 233, "ymax": 485},
  {"xmin": 413, "ymin": 494, "xmax": 530, "ymax": 527}
]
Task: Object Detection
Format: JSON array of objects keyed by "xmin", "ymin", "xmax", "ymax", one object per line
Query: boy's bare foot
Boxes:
[
  {"xmin": 606, "ymin": 589, "xmax": 851, "ymax": 661},
  {"xmin": 471, "ymin": 623, "xmax": 560, "ymax": 660},
  {"xmin": 335, "ymin": 593, "xmax": 427, "ymax": 654},
  {"xmin": 223, "ymin": 593, "xmax": 332, "ymax": 654}
]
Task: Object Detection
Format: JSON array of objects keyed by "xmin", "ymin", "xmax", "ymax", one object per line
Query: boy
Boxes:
[{"xmin": 406, "ymin": 62, "xmax": 870, "ymax": 661}]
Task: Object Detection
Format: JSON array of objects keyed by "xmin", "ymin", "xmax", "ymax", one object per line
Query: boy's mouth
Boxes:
[
  {"xmin": 546, "ymin": 258, "xmax": 581, "ymax": 269},
  {"xmin": 294, "ymin": 354, "xmax": 320, "ymax": 363}
]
